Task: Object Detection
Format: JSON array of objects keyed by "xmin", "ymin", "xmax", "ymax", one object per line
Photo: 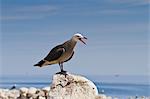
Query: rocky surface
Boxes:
[
  {"xmin": 0, "ymin": 72, "xmax": 149, "ymax": 99},
  {"xmin": 0, "ymin": 72, "xmax": 107, "ymax": 99},
  {"xmin": 48, "ymin": 72, "xmax": 99, "ymax": 99}
]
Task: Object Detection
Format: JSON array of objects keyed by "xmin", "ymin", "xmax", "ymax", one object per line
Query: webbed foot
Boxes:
[{"xmin": 56, "ymin": 70, "xmax": 68, "ymax": 77}]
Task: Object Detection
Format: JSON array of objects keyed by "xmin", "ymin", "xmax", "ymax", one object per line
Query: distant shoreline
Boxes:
[{"xmin": 0, "ymin": 75, "xmax": 149, "ymax": 85}]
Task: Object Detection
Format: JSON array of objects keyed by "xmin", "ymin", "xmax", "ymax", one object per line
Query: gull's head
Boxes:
[{"xmin": 72, "ymin": 33, "xmax": 87, "ymax": 44}]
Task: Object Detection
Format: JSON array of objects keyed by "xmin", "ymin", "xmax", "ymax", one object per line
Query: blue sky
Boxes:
[{"xmin": 0, "ymin": 0, "xmax": 149, "ymax": 77}]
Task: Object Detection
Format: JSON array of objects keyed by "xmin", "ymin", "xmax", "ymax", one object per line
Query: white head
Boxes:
[{"xmin": 72, "ymin": 33, "xmax": 87, "ymax": 44}]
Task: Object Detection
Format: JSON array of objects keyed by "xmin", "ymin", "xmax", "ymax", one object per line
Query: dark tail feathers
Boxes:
[{"xmin": 34, "ymin": 60, "xmax": 45, "ymax": 67}]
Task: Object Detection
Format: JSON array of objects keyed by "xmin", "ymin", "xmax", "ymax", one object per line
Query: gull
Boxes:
[{"xmin": 34, "ymin": 33, "xmax": 87, "ymax": 73}]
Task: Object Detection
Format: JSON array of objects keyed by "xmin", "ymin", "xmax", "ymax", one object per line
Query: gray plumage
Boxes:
[{"xmin": 34, "ymin": 33, "xmax": 87, "ymax": 72}]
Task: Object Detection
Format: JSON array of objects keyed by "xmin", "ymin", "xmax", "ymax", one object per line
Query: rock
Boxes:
[
  {"xmin": 27, "ymin": 87, "xmax": 37, "ymax": 98},
  {"xmin": 0, "ymin": 89, "xmax": 19, "ymax": 99},
  {"xmin": 42, "ymin": 87, "xmax": 50, "ymax": 97},
  {"xmin": 28, "ymin": 87, "xmax": 37, "ymax": 95},
  {"xmin": 20, "ymin": 87, "xmax": 28, "ymax": 94},
  {"xmin": 8, "ymin": 89, "xmax": 20, "ymax": 99},
  {"xmin": 36, "ymin": 89, "xmax": 45, "ymax": 97},
  {"xmin": 42, "ymin": 86, "xmax": 50, "ymax": 92},
  {"xmin": 95, "ymin": 94, "xmax": 107, "ymax": 99},
  {"xmin": 48, "ymin": 72, "xmax": 99, "ymax": 99},
  {"xmin": 19, "ymin": 87, "xmax": 29, "ymax": 98},
  {"xmin": 0, "ymin": 89, "xmax": 9, "ymax": 99},
  {"xmin": 38, "ymin": 96, "xmax": 46, "ymax": 99}
]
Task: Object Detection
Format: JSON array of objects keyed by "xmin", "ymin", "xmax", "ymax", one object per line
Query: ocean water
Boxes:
[
  {"xmin": 0, "ymin": 75, "xmax": 149, "ymax": 98},
  {"xmin": 95, "ymin": 83, "xmax": 149, "ymax": 98}
]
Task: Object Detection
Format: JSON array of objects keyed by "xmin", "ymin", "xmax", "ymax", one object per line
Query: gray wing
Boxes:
[
  {"xmin": 64, "ymin": 51, "xmax": 74, "ymax": 62},
  {"xmin": 44, "ymin": 45, "xmax": 65, "ymax": 62}
]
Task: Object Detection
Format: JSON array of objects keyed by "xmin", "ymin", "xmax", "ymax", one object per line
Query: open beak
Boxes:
[{"xmin": 79, "ymin": 37, "xmax": 87, "ymax": 45}]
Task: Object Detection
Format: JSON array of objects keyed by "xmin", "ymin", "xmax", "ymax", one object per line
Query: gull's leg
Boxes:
[
  {"xmin": 56, "ymin": 62, "xmax": 67, "ymax": 75},
  {"xmin": 60, "ymin": 63, "xmax": 64, "ymax": 72},
  {"xmin": 60, "ymin": 63, "xmax": 67, "ymax": 73}
]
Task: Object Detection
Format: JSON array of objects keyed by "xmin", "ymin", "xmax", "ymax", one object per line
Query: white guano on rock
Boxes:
[{"xmin": 48, "ymin": 72, "xmax": 99, "ymax": 99}]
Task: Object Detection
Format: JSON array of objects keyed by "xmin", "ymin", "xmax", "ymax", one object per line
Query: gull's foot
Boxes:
[{"xmin": 56, "ymin": 70, "xmax": 68, "ymax": 77}]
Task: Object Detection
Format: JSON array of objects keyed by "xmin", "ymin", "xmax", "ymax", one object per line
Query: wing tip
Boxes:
[
  {"xmin": 33, "ymin": 64, "xmax": 42, "ymax": 67},
  {"xmin": 34, "ymin": 60, "xmax": 45, "ymax": 67}
]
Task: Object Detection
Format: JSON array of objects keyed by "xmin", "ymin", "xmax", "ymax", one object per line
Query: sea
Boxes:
[{"xmin": 0, "ymin": 75, "xmax": 149, "ymax": 98}]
